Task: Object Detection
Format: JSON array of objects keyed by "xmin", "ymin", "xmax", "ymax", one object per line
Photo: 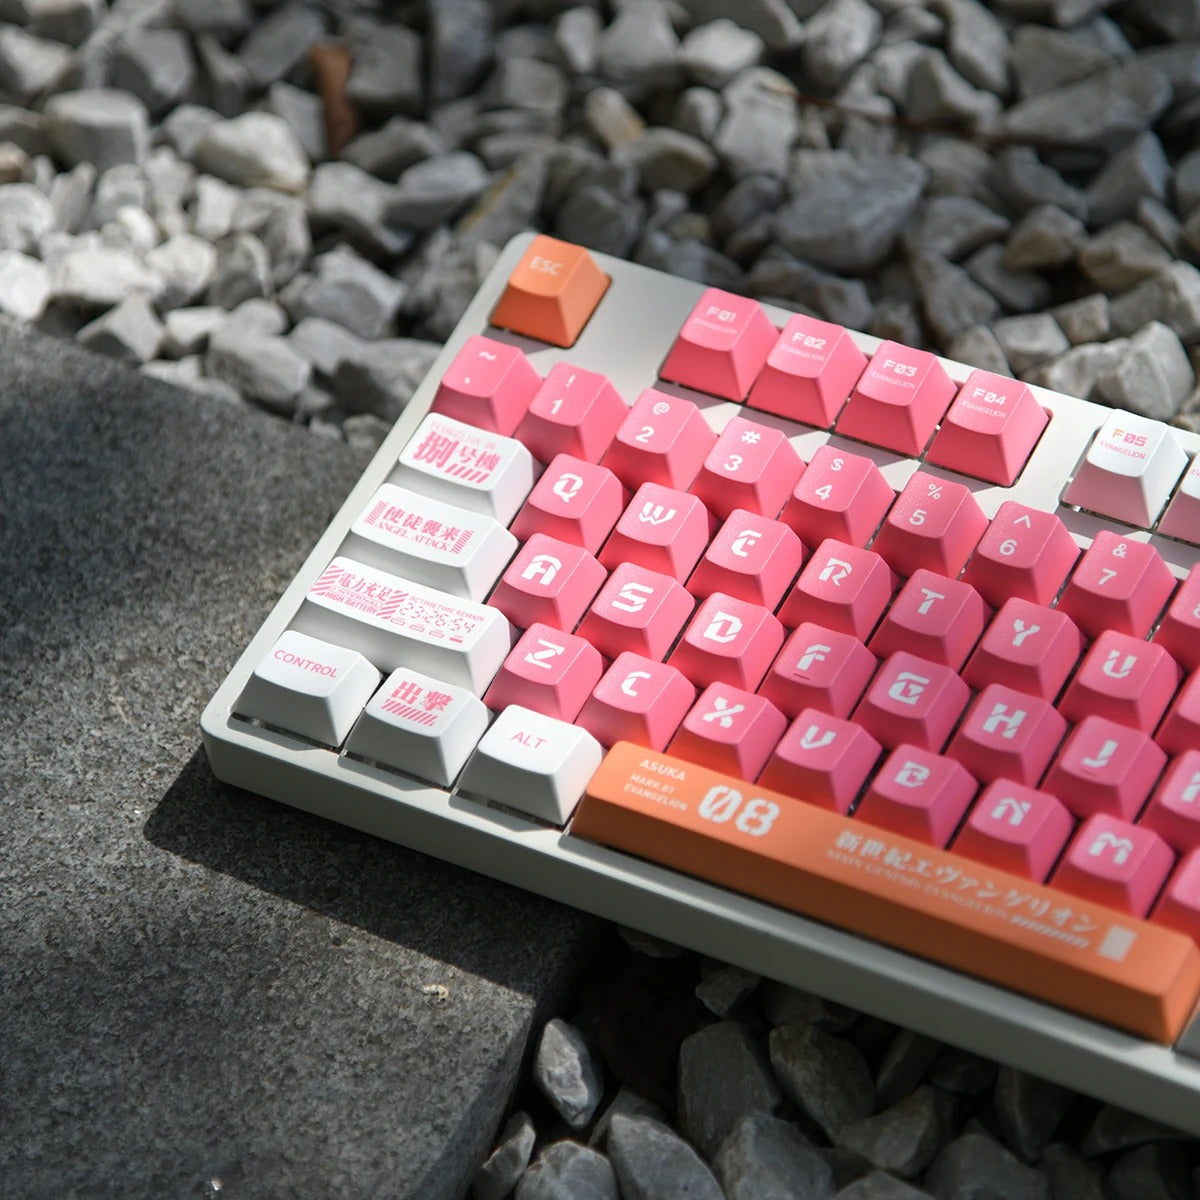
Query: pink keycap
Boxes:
[
  {"xmin": 668, "ymin": 592, "xmax": 785, "ymax": 691},
  {"xmin": 688, "ymin": 512, "xmax": 807, "ymax": 608},
  {"xmin": 962, "ymin": 598, "xmax": 1083, "ymax": 701},
  {"xmin": 576, "ymin": 653, "xmax": 696, "ymax": 750},
  {"xmin": 757, "ymin": 623, "xmax": 877, "ymax": 720},
  {"xmin": 953, "ymin": 782, "xmax": 1074, "ymax": 883},
  {"xmin": 601, "ymin": 388, "xmax": 717, "ymax": 491},
  {"xmin": 853, "ymin": 651, "xmax": 971, "ymax": 752},
  {"xmin": 1141, "ymin": 752, "xmax": 1200, "ymax": 854},
  {"xmin": 510, "ymin": 455, "xmax": 628, "ymax": 553},
  {"xmin": 599, "ymin": 483, "xmax": 714, "ymax": 580},
  {"xmin": 757, "ymin": 711, "xmax": 881, "ymax": 813},
  {"xmin": 690, "ymin": 416, "xmax": 805, "ymax": 521},
  {"xmin": 1152, "ymin": 563, "xmax": 1200, "ymax": 673},
  {"xmin": 1156, "ymin": 668, "xmax": 1200, "ymax": 757},
  {"xmin": 946, "ymin": 684, "xmax": 1067, "ymax": 788},
  {"xmin": 433, "ymin": 334, "xmax": 541, "ymax": 435},
  {"xmin": 1152, "ymin": 849, "xmax": 1200, "ymax": 943},
  {"xmin": 835, "ymin": 342, "xmax": 956, "ymax": 456},
  {"xmin": 1052, "ymin": 814, "xmax": 1175, "ymax": 917},
  {"xmin": 858, "ymin": 745, "xmax": 977, "ymax": 847},
  {"xmin": 961, "ymin": 502, "xmax": 1080, "ymax": 609},
  {"xmin": 488, "ymin": 534, "xmax": 606, "ymax": 632},
  {"xmin": 1056, "ymin": 531, "xmax": 1177, "ymax": 640},
  {"xmin": 869, "ymin": 570, "xmax": 989, "ymax": 670},
  {"xmin": 1059, "ymin": 631, "xmax": 1181, "ymax": 732},
  {"xmin": 577, "ymin": 562, "xmax": 695, "ymax": 661},
  {"xmin": 483, "ymin": 623, "xmax": 604, "ymax": 721},
  {"xmin": 781, "ymin": 445, "xmax": 893, "ymax": 548},
  {"xmin": 513, "ymin": 361, "xmax": 628, "ymax": 463},
  {"xmin": 777, "ymin": 539, "xmax": 896, "ymax": 641},
  {"xmin": 746, "ymin": 313, "xmax": 868, "ymax": 428},
  {"xmin": 925, "ymin": 371, "xmax": 1049, "ymax": 486},
  {"xmin": 659, "ymin": 288, "xmax": 778, "ymax": 401},
  {"xmin": 1042, "ymin": 716, "xmax": 1166, "ymax": 822},
  {"xmin": 668, "ymin": 683, "xmax": 787, "ymax": 779},
  {"xmin": 871, "ymin": 472, "xmax": 988, "ymax": 579}
]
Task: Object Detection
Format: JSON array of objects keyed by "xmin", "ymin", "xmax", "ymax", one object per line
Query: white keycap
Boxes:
[
  {"xmin": 342, "ymin": 483, "xmax": 518, "ymax": 601},
  {"xmin": 1158, "ymin": 455, "xmax": 1200, "ymax": 544},
  {"xmin": 292, "ymin": 556, "xmax": 513, "ymax": 694},
  {"xmin": 235, "ymin": 630, "xmax": 381, "ymax": 745},
  {"xmin": 457, "ymin": 705, "xmax": 603, "ymax": 825},
  {"xmin": 1062, "ymin": 411, "xmax": 1188, "ymax": 527},
  {"xmin": 344, "ymin": 667, "xmax": 489, "ymax": 787},
  {"xmin": 391, "ymin": 412, "xmax": 538, "ymax": 525}
]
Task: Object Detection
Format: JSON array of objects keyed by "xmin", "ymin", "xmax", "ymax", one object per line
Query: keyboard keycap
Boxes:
[
  {"xmin": 1053, "ymin": 815, "xmax": 1175, "ymax": 918},
  {"xmin": 483, "ymin": 624, "xmax": 604, "ymax": 721},
  {"xmin": 488, "ymin": 533, "xmax": 605, "ymax": 632},
  {"xmin": 854, "ymin": 651, "xmax": 970, "ymax": 752},
  {"xmin": 952, "ymin": 783, "xmax": 1075, "ymax": 883},
  {"xmin": 757, "ymin": 711, "xmax": 881, "ymax": 813},
  {"xmin": 394, "ymin": 412, "xmax": 538, "ymax": 525},
  {"xmin": 857, "ymin": 745, "xmax": 977, "ymax": 847},
  {"xmin": 782, "ymin": 446, "xmax": 893, "ymax": 548},
  {"xmin": 871, "ymin": 472, "xmax": 988, "ymax": 579},
  {"xmin": 459, "ymin": 705, "xmax": 603, "ymax": 824},
  {"xmin": 236, "ymin": 630, "xmax": 381, "ymax": 746},
  {"xmin": 510, "ymin": 455, "xmax": 627, "ymax": 554},
  {"xmin": 599, "ymin": 483, "xmax": 714, "ymax": 580},
  {"xmin": 1054, "ymin": 532, "xmax": 1176, "ymax": 640},
  {"xmin": 777, "ymin": 539, "xmax": 895, "ymax": 641},
  {"xmin": 746, "ymin": 313, "xmax": 867, "ymax": 428},
  {"xmin": 1152, "ymin": 849, "xmax": 1200, "ymax": 943},
  {"xmin": 687, "ymin": 512, "xmax": 806, "ymax": 608},
  {"xmin": 757, "ymin": 623, "xmax": 877, "ymax": 720},
  {"xmin": 1062, "ymin": 411, "xmax": 1188, "ymax": 528},
  {"xmin": 668, "ymin": 592, "xmax": 785, "ymax": 691},
  {"xmin": 573, "ymin": 743, "xmax": 1200, "ymax": 1042},
  {"xmin": 1059, "ymin": 631, "xmax": 1182, "ymax": 732},
  {"xmin": 602, "ymin": 389, "xmax": 718, "ymax": 491},
  {"xmin": 668, "ymin": 683, "xmax": 787, "ymax": 778},
  {"xmin": 432, "ymin": 335, "xmax": 541, "ymax": 435},
  {"xmin": 690, "ymin": 416, "xmax": 805, "ymax": 521},
  {"xmin": 961, "ymin": 501, "xmax": 1080, "ymax": 609},
  {"xmin": 1042, "ymin": 716, "xmax": 1166, "ymax": 821},
  {"xmin": 946, "ymin": 684, "xmax": 1067, "ymax": 787},
  {"xmin": 344, "ymin": 668, "xmax": 488, "ymax": 787},
  {"xmin": 576, "ymin": 653, "xmax": 695, "ymax": 750},
  {"xmin": 660, "ymin": 288, "xmax": 778, "ymax": 400},
  {"xmin": 836, "ymin": 342, "xmax": 956, "ymax": 456},
  {"xmin": 490, "ymin": 234, "xmax": 609, "ymax": 347},
  {"xmin": 577, "ymin": 563, "xmax": 695, "ymax": 661},
  {"xmin": 1152, "ymin": 563, "xmax": 1200, "ymax": 673},
  {"xmin": 294, "ymin": 557, "xmax": 512, "ymax": 693},
  {"xmin": 512, "ymin": 362, "xmax": 627, "ymax": 464},
  {"xmin": 869, "ymin": 570, "xmax": 989, "ymax": 670},
  {"xmin": 1156, "ymin": 669, "xmax": 1200, "ymax": 757},
  {"xmin": 344, "ymin": 483, "xmax": 517, "ymax": 601},
  {"xmin": 1158, "ymin": 454, "xmax": 1200, "ymax": 544},
  {"xmin": 962, "ymin": 598, "xmax": 1083, "ymax": 701},
  {"xmin": 1140, "ymin": 751, "xmax": 1200, "ymax": 854}
]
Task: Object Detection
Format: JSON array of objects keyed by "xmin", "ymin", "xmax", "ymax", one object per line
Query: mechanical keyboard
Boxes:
[{"xmin": 202, "ymin": 231, "xmax": 1200, "ymax": 1131}]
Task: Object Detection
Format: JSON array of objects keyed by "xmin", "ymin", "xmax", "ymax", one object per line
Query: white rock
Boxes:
[
  {"xmin": 145, "ymin": 233, "xmax": 218, "ymax": 309},
  {"xmin": 161, "ymin": 304, "xmax": 227, "ymax": 358},
  {"xmin": 45, "ymin": 88, "xmax": 150, "ymax": 173},
  {"xmin": 0, "ymin": 183, "xmax": 52, "ymax": 254},
  {"xmin": 193, "ymin": 112, "xmax": 310, "ymax": 194},
  {"xmin": 51, "ymin": 245, "xmax": 162, "ymax": 308},
  {"xmin": 0, "ymin": 249, "xmax": 49, "ymax": 321}
]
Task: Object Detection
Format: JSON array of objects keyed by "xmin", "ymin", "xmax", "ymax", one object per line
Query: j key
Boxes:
[
  {"xmin": 659, "ymin": 288, "xmax": 778, "ymax": 401},
  {"xmin": 757, "ymin": 711, "xmax": 882, "ymax": 813},
  {"xmin": 1152, "ymin": 563, "xmax": 1200, "ymax": 673},
  {"xmin": 781, "ymin": 445, "xmax": 893, "ymax": 548},
  {"xmin": 510, "ymin": 455, "xmax": 627, "ymax": 554},
  {"xmin": 690, "ymin": 416, "xmax": 805, "ymax": 521},
  {"xmin": 577, "ymin": 562, "xmax": 695, "ymax": 662},
  {"xmin": 1059, "ymin": 631, "xmax": 1181, "ymax": 733},
  {"xmin": 945, "ymin": 684, "xmax": 1067, "ymax": 788},
  {"xmin": 871, "ymin": 472, "xmax": 988, "ymax": 579},
  {"xmin": 1052, "ymin": 815, "xmax": 1175, "ymax": 918},
  {"xmin": 953, "ymin": 783, "xmax": 1074, "ymax": 883},
  {"xmin": 1153, "ymin": 849, "xmax": 1200, "ymax": 944},
  {"xmin": 1055, "ymin": 532, "xmax": 1176, "ymax": 640},
  {"xmin": 746, "ymin": 313, "xmax": 867, "ymax": 428},
  {"xmin": 1158, "ymin": 454, "xmax": 1200, "ymax": 544},
  {"xmin": 777, "ymin": 539, "xmax": 896, "ymax": 641},
  {"xmin": 432, "ymin": 334, "xmax": 541, "ymax": 435},
  {"xmin": 235, "ymin": 630, "xmax": 381, "ymax": 746},
  {"xmin": 1139, "ymin": 751, "xmax": 1200, "ymax": 855},
  {"xmin": 869, "ymin": 570, "xmax": 989, "ymax": 670},
  {"xmin": 344, "ymin": 667, "xmax": 489, "ymax": 787},
  {"xmin": 1155, "ymin": 670, "xmax": 1200, "ymax": 758},
  {"xmin": 483, "ymin": 623, "xmax": 604, "ymax": 722},
  {"xmin": 1062, "ymin": 411, "xmax": 1188, "ymax": 528},
  {"xmin": 853, "ymin": 650, "xmax": 970, "ymax": 753},
  {"xmin": 601, "ymin": 389, "xmax": 717, "ymax": 490},
  {"xmin": 668, "ymin": 592, "xmax": 785, "ymax": 692},
  {"xmin": 344, "ymin": 483, "xmax": 517, "ymax": 602},
  {"xmin": 962, "ymin": 598, "xmax": 1083, "ymax": 701},
  {"xmin": 856, "ymin": 745, "xmax": 977, "ymax": 848},
  {"xmin": 459, "ymin": 705, "xmax": 603, "ymax": 824},
  {"xmin": 1042, "ymin": 715, "xmax": 1166, "ymax": 822},
  {"xmin": 836, "ymin": 342, "xmax": 956, "ymax": 456},
  {"xmin": 512, "ymin": 362, "xmax": 627, "ymax": 464},
  {"xmin": 488, "ymin": 534, "xmax": 606, "ymax": 633},
  {"xmin": 926, "ymin": 370, "xmax": 1049, "ymax": 486},
  {"xmin": 393, "ymin": 412, "xmax": 538, "ymax": 526},
  {"xmin": 961, "ymin": 501, "xmax": 1080, "ymax": 609},
  {"xmin": 757, "ymin": 623, "xmax": 877, "ymax": 720},
  {"xmin": 599, "ymin": 483, "xmax": 714, "ymax": 581},
  {"xmin": 668, "ymin": 683, "xmax": 787, "ymax": 779},
  {"xmin": 688, "ymin": 512, "xmax": 807, "ymax": 609},
  {"xmin": 576, "ymin": 653, "xmax": 696, "ymax": 751},
  {"xmin": 575, "ymin": 743, "xmax": 1200, "ymax": 1042},
  {"xmin": 294, "ymin": 557, "xmax": 512, "ymax": 694}
]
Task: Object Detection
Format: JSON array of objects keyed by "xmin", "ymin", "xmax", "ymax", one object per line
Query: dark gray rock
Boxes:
[
  {"xmin": 833, "ymin": 1087, "xmax": 943, "ymax": 1179},
  {"xmin": 388, "ymin": 152, "xmax": 491, "ymax": 230},
  {"xmin": 29, "ymin": 0, "xmax": 101, "ymax": 46},
  {"xmin": 874, "ymin": 1032, "xmax": 942, "ymax": 1110},
  {"xmin": 346, "ymin": 23, "xmax": 423, "ymax": 118},
  {"xmin": 1078, "ymin": 221, "xmax": 1173, "ymax": 292},
  {"xmin": 964, "ymin": 244, "xmax": 1051, "ymax": 312},
  {"xmin": 990, "ymin": 146, "xmax": 1088, "ymax": 221},
  {"xmin": 207, "ymin": 232, "xmax": 271, "ymax": 310},
  {"xmin": 614, "ymin": 127, "xmax": 716, "ymax": 193},
  {"xmin": 1052, "ymin": 293, "xmax": 1110, "ymax": 344},
  {"xmin": 1040, "ymin": 1143, "xmax": 1106, "ymax": 1200},
  {"xmin": 554, "ymin": 184, "xmax": 642, "ymax": 258},
  {"xmin": 992, "ymin": 1067, "xmax": 1074, "ymax": 1163},
  {"xmin": 1121, "ymin": 0, "xmax": 1200, "ymax": 39},
  {"xmin": 471, "ymin": 1111, "xmax": 536, "ymax": 1200},
  {"xmin": 266, "ymin": 81, "xmax": 326, "ymax": 164},
  {"xmin": 193, "ymin": 113, "xmax": 310, "ymax": 193},
  {"xmin": 941, "ymin": 0, "xmax": 1010, "ymax": 95},
  {"xmin": 343, "ymin": 117, "xmax": 444, "ymax": 180},
  {"xmin": 834, "ymin": 1171, "xmax": 934, "ymax": 1199},
  {"xmin": 716, "ymin": 1113, "xmax": 835, "ymax": 1200},
  {"xmin": 330, "ymin": 336, "xmax": 442, "ymax": 420},
  {"xmin": 400, "ymin": 232, "xmax": 498, "ymax": 341},
  {"xmin": 1085, "ymin": 131, "xmax": 1169, "ymax": 227},
  {"xmin": 992, "ymin": 313, "xmax": 1070, "ymax": 374},
  {"xmin": 206, "ymin": 324, "xmax": 311, "ymax": 412},
  {"xmin": 912, "ymin": 251, "xmax": 1001, "ymax": 343},
  {"xmin": 769, "ymin": 1022, "xmax": 875, "ymax": 1140},
  {"xmin": 515, "ymin": 1141, "xmax": 617, "ymax": 1200},
  {"xmin": 905, "ymin": 49, "xmax": 1002, "ymax": 127},
  {"xmin": 306, "ymin": 161, "xmax": 409, "ymax": 260},
  {"xmin": 925, "ymin": 1130, "xmax": 1049, "ymax": 1200},
  {"xmin": 714, "ymin": 67, "xmax": 799, "ymax": 180},
  {"xmin": 919, "ymin": 137, "xmax": 998, "ymax": 207},
  {"xmin": 1003, "ymin": 205, "xmax": 1086, "ymax": 270},
  {"xmin": 287, "ymin": 316, "xmax": 365, "ymax": 380},
  {"xmin": 237, "ymin": 1, "xmax": 326, "ymax": 90},
  {"xmin": 758, "ymin": 981, "xmax": 859, "ymax": 1033},
  {"xmin": 171, "ymin": 0, "xmax": 253, "ymax": 43},
  {"xmin": 583, "ymin": 88, "xmax": 644, "ymax": 150},
  {"xmin": 903, "ymin": 195, "xmax": 1009, "ymax": 262},
  {"xmin": 926, "ymin": 1049, "xmax": 997, "ymax": 1097},
  {"xmin": 681, "ymin": 19, "xmax": 763, "ymax": 89},
  {"xmin": 110, "ymin": 27, "xmax": 196, "ymax": 116},
  {"xmin": 429, "ymin": 0, "xmax": 493, "ymax": 102},
  {"xmin": 1010, "ymin": 24, "xmax": 1113, "ymax": 101},
  {"xmin": 1081, "ymin": 1104, "xmax": 1194, "ymax": 1155},
  {"xmin": 196, "ymin": 32, "xmax": 249, "ymax": 118},
  {"xmin": 1110, "ymin": 261, "xmax": 1200, "ymax": 340},
  {"xmin": 1024, "ymin": 338, "xmax": 1129, "ymax": 399},
  {"xmin": 45, "ymin": 88, "xmax": 149, "ymax": 173},
  {"xmin": 292, "ymin": 245, "xmax": 403, "ymax": 341},
  {"xmin": 597, "ymin": 0, "xmax": 682, "ymax": 95},
  {"xmin": 802, "ymin": 0, "xmax": 881, "ymax": 91},
  {"xmin": 533, "ymin": 1018, "xmax": 604, "ymax": 1132},
  {"xmin": 481, "ymin": 56, "xmax": 567, "ymax": 115},
  {"xmin": 1094, "ymin": 320, "xmax": 1195, "ymax": 420},
  {"xmin": 607, "ymin": 1114, "xmax": 724, "ymax": 1200},
  {"xmin": 696, "ymin": 963, "xmax": 760, "ymax": 1018},
  {"xmin": 672, "ymin": 86, "xmax": 724, "ymax": 142},
  {"xmin": 454, "ymin": 152, "xmax": 548, "ymax": 249}
]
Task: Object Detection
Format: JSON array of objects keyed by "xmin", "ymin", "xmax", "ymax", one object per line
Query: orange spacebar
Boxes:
[{"xmin": 572, "ymin": 743, "xmax": 1200, "ymax": 1043}]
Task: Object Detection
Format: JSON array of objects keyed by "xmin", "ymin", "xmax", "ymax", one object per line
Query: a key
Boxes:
[
  {"xmin": 510, "ymin": 454, "xmax": 628, "ymax": 554},
  {"xmin": 1155, "ymin": 670, "xmax": 1200, "ymax": 758},
  {"xmin": 576, "ymin": 563, "xmax": 695, "ymax": 662},
  {"xmin": 1152, "ymin": 563, "xmax": 1200, "ymax": 673},
  {"xmin": 1158, "ymin": 455, "xmax": 1200, "ymax": 544},
  {"xmin": 757, "ymin": 711, "xmax": 882, "ymax": 814},
  {"xmin": 871, "ymin": 472, "xmax": 988, "ymax": 579},
  {"xmin": 668, "ymin": 592, "xmax": 785, "ymax": 691},
  {"xmin": 1059, "ymin": 631, "xmax": 1181, "ymax": 733},
  {"xmin": 687, "ymin": 512, "xmax": 807, "ymax": 609},
  {"xmin": 1052, "ymin": 815, "xmax": 1175, "ymax": 918},
  {"xmin": 576, "ymin": 653, "xmax": 696, "ymax": 751},
  {"xmin": 343, "ymin": 483, "xmax": 517, "ymax": 601},
  {"xmin": 343, "ymin": 668, "xmax": 488, "ymax": 787},
  {"xmin": 945, "ymin": 684, "xmax": 1067, "ymax": 788},
  {"xmin": 689, "ymin": 416, "xmax": 805, "ymax": 520},
  {"xmin": 961, "ymin": 501, "xmax": 1080, "ymax": 609},
  {"xmin": 781, "ymin": 445, "xmax": 893, "ymax": 548},
  {"xmin": 853, "ymin": 651, "xmax": 970, "ymax": 753},
  {"xmin": 1152, "ymin": 849, "xmax": 1200, "ymax": 944},
  {"xmin": 668, "ymin": 683, "xmax": 787, "ymax": 779},
  {"xmin": 952, "ymin": 782, "xmax": 1075, "ymax": 884},
  {"xmin": 483, "ymin": 624, "xmax": 604, "ymax": 722},
  {"xmin": 757, "ymin": 623, "xmax": 877, "ymax": 720},
  {"xmin": 961, "ymin": 598, "xmax": 1083, "ymax": 701},
  {"xmin": 601, "ymin": 389, "xmax": 718, "ymax": 490},
  {"xmin": 432, "ymin": 334, "xmax": 541, "ymax": 435},
  {"xmin": 487, "ymin": 533, "xmax": 606, "ymax": 632},
  {"xmin": 856, "ymin": 745, "xmax": 978, "ymax": 848},
  {"xmin": 1140, "ymin": 751, "xmax": 1200, "ymax": 855},
  {"xmin": 513, "ymin": 362, "xmax": 628, "ymax": 464},
  {"xmin": 868, "ymin": 570, "xmax": 989, "ymax": 670},
  {"xmin": 235, "ymin": 630, "xmax": 381, "ymax": 746},
  {"xmin": 1056, "ymin": 532, "xmax": 1177, "ymax": 640},
  {"xmin": 599, "ymin": 483, "xmax": 714, "ymax": 580},
  {"xmin": 777, "ymin": 539, "xmax": 896, "ymax": 641}
]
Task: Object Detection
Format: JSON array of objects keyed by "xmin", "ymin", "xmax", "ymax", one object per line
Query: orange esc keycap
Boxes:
[{"xmin": 490, "ymin": 234, "xmax": 610, "ymax": 348}]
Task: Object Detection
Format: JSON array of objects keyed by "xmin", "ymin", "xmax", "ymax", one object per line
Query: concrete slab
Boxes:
[{"xmin": 0, "ymin": 321, "xmax": 600, "ymax": 1198}]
